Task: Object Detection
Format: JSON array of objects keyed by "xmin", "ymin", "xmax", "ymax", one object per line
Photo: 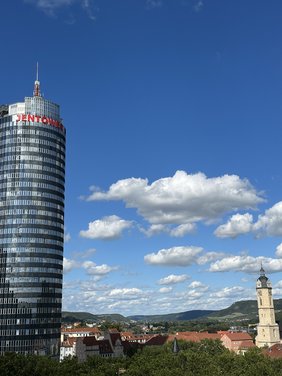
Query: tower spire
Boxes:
[
  {"xmin": 33, "ymin": 62, "xmax": 41, "ymax": 97},
  {"xmin": 260, "ymin": 262, "xmax": 265, "ymax": 277}
]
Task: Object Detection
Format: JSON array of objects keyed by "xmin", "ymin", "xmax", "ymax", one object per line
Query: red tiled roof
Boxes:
[
  {"xmin": 263, "ymin": 344, "xmax": 282, "ymax": 358},
  {"xmin": 62, "ymin": 337, "xmax": 77, "ymax": 347},
  {"xmin": 239, "ymin": 340, "xmax": 255, "ymax": 349},
  {"xmin": 62, "ymin": 327, "xmax": 100, "ymax": 333},
  {"xmin": 145, "ymin": 335, "xmax": 169, "ymax": 346},
  {"xmin": 121, "ymin": 331, "xmax": 134, "ymax": 337},
  {"xmin": 168, "ymin": 332, "xmax": 221, "ymax": 343},
  {"xmin": 222, "ymin": 332, "xmax": 252, "ymax": 341},
  {"xmin": 83, "ymin": 337, "xmax": 113, "ymax": 354}
]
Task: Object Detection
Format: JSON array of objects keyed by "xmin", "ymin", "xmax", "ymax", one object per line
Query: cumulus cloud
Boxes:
[
  {"xmin": 159, "ymin": 287, "xmax": 173, "ymax": 293},
  {"xmin": 108, "ymin": 288, "xmax": 143, "ymax": 298},
  {"xmin": 79, "ymin": 215, "xmax": 132, "ymax": 240},
  {"xmin": 170, "ymin": 223, "xmax": 196, "ymax": 237},
  {"xmin": 197, "ymin": 251, "xmax": 227, "ymax": 265},
  {"xmin": 145, "ymin": 246, "xmax": 203, "ymax": 266},
  {"xmin": 188, "ymin": 281, "xmax": 208, "ymax": 290},
  {"xmin": 253, "ymin": 202, "xmax": 282, "ymax": 236},
  {"xmin": 64, "ymin": 230, "xmax": 71, "ymax": 243},
  {"xmin": 275, "ymin": 243, "xmax": 282, "ymax": 258},
  {"xmin": 63, "ymin": 257, "xmax": 80, "ymax": 273},
  {"xmin": 209, "ymin": 255, "xmax": 282, "ymax": 274},
  {"xmin": 215, "ymin": 202, "xmax": 282, "ymax": 239},
  {"xmin": 145, "ymin": 246, "xmax": 228, "ymax": 267},
  {"xmin": 140, "ymin": 224, "xmax": 168, "ymax": 237},
  {"xmin": 140, "ymin": 223, "xmax": 196, "ymax": 237},
  {"xmin": 74, "ymin": 248, "xmax": 96, "ymax": 259},
  {"xmin": 82, "ymin": 261, "xmax": 118, "ymax": 276},
  {"xmin": 158, "ymin": 274, "xmax": 189, "ymax": 285},
  {"xmin": 214, "ymin": 213, "xmax": 253, "ymax": 238},
  {"xmin": 210, "ymin": 286, "xmax": 246, "ymax": 299},
  {"xmin": 85, "ymin": 171, "xmax": 263, "ymax": 228}
]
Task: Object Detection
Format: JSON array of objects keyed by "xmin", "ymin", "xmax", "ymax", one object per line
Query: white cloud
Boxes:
[
  {"xmin": 170, "ymin": 223, "xmax": 196, "ymax": 237},
  {"xmin": 108, "ymin": 288, "xmax": 143, "ymax": 298},
  {"xmin": 275, "ymin": 243, "xmax": 282, "ymax": 258},
  {"xmin": 210, "ymin": 286, "xmax": 246, "ymax": 299},
  {"xmin": 63, "ymin": 257, "xmax": 80, "ymax": 273},
  {"xmin": 144, "ymin": 246, "xmax": 203, "ymax": 266},
  {"xmin": 82, "ymin": 261, "xmax": 118, "ymax": 275},
  {"xmin": 209, "ymin": 255, "xmax": 282, "ymax": 274},
  {"xmin": 85, "ymin": 171, "xmax": 263, "ymax": 227},
  {"xmin": 64, "ymin": 231, "xmax": 71, "ymax": 243},
  {"xmin": 140, "ymin": 223, "xmax": 196, "ymax": 237},
  {"xmin": 140, "ymin": 224, "xmax": 168, "ymax": 237},
  {"xmin": 159, "ymin": 287, "xmax": 173, "ymax": 293},
  {"xmin": 79, "ymin": 215, "xmax": 132, "ymax": 240},
  {"xmin": 72, "ymin": 248, "xmax": 96, "ymax": 258},
  {"xmin": 253, "ymin": 202, "xmax": 282, "ymax": 236},
  {"xmin": 188, "ymin": 281, "xmax": 208, "ymax": 290},
  {"xmin": 215, "ymin": 202, "xmax": 282, "ymax": 239},
  {"xmin": 197, "ymin": 251, "xmax": 227, "ymax": 265},
  {"xmin": 24, "ymin": 0, "xmax": 97, "ymax": 19},
  {"xmin": 158, "ymin": 274, "xmax": 189, "ymax": 285},
  {"xmin": 214, "ymin": 213, "xmax": 253, "ymax": 238}
]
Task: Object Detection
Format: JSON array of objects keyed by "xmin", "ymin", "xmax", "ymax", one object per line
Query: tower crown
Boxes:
[{"xmin": 257, "ymin": 266, "xmax": 271, "ymax": 288}]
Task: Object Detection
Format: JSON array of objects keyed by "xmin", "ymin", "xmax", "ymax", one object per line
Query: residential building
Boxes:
[
  {"xmin": 60, "ymin": 337, "xmax": 77, "ymax": 361},
  {"xmin": 220, "ymin": 332, "xmax": 255, "ymax": 353},
  {"xmin": 61, "ymin": 326, "xmax": 101, "ymax": 343}
]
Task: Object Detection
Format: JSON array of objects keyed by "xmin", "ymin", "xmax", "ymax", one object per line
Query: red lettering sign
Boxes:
[{"xmin": 15, "ymin": 114, "xmax": 65, "ymax": 132}]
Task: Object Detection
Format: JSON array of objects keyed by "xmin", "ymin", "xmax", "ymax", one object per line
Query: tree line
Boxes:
[{"xmin": 1, "ymin": 339, "xmax": 282, "ymax": 376}]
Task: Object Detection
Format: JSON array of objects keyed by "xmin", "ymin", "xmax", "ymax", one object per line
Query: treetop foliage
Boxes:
[{"xmin": 1, "ymin": 340, "xmax": 282, "ymax": 376}]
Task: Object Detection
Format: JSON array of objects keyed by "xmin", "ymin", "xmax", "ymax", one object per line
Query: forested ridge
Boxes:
[{"xmin": 1, "ymin": 340, "xmax": 282, "ymax": 376}]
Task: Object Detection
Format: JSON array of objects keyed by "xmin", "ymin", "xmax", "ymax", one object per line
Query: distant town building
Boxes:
[
  {"xmin": 221, "ymin": 332, "xmax": 254, "ymax": 353},
  {"xmin": 255, "ymin": 267, "xmax": 281, "ymax": 348},
  {"xmin": 61, "ymin": 326, "xmax": 101, "ymax": 343},
  {"xmin": 60, "ymin": 337, "xmax": 77, "ymax": 361}
]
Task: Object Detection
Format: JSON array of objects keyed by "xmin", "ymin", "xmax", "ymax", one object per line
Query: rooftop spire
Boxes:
[
  {"xmin": 33, "ymin": 62, "xmax": 41, "ymax": 97},
  {"xmin": 260, "ymin": 262, "xmax": 265, "ymax": 277}
]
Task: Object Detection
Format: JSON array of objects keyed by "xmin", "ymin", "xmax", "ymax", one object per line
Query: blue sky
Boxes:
[{"xmin": 2, "ymin": 0, "xmax": 282, "ymax": 316}]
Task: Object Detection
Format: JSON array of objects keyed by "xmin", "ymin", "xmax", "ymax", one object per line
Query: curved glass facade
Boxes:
[{"xmin": 0, "ymin": 90, "xmax": 65, "ymax": 356}]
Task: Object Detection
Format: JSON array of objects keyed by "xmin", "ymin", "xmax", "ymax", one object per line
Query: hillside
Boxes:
[
  {"xmin": 128, "ymin": 310, "xmax": 215, "ymax": 322},
  {"xmin": 62, "ymin": 311, "xmax": 126, "ymax": 322},
  {"xmin": 62, "ymin": 299, "xmax": 282, "ymax": 323}
]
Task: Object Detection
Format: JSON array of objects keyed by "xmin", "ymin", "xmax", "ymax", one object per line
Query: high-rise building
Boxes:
[
  {"xmin": 0, "ymin": 71, "xmax": 66, "ymax": 356},
  {"xmin": 255, "ymin": 266, "xmax": 280, "ymax": 348}
]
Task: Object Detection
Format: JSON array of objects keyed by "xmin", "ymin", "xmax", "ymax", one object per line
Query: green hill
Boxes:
[
  {"xmin": 128, "ymin": 310, "xmax": 215, "ymax": 322},
  {"xmin": 62, "ymin": 299, "xmax": 282, "ymax": 323},
  {"xmin": 62, "ymin": 311, "xmax": 126, "ymax": 322}
]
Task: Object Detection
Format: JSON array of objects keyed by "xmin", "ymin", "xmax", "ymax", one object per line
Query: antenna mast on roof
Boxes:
[{"xmin": 33, "ymin": 62, "xmax": 41, "ymax": 97}]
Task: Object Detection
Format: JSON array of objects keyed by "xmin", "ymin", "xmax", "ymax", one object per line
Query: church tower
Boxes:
[{"xmin": 255, "ymin": 266, "xmax": 280, "ymax": 347}]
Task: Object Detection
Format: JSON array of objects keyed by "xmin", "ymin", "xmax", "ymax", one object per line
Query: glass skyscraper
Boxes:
[{"xmin": 0, "ymin": 75, "xmax": 66, "ymax": 356}]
